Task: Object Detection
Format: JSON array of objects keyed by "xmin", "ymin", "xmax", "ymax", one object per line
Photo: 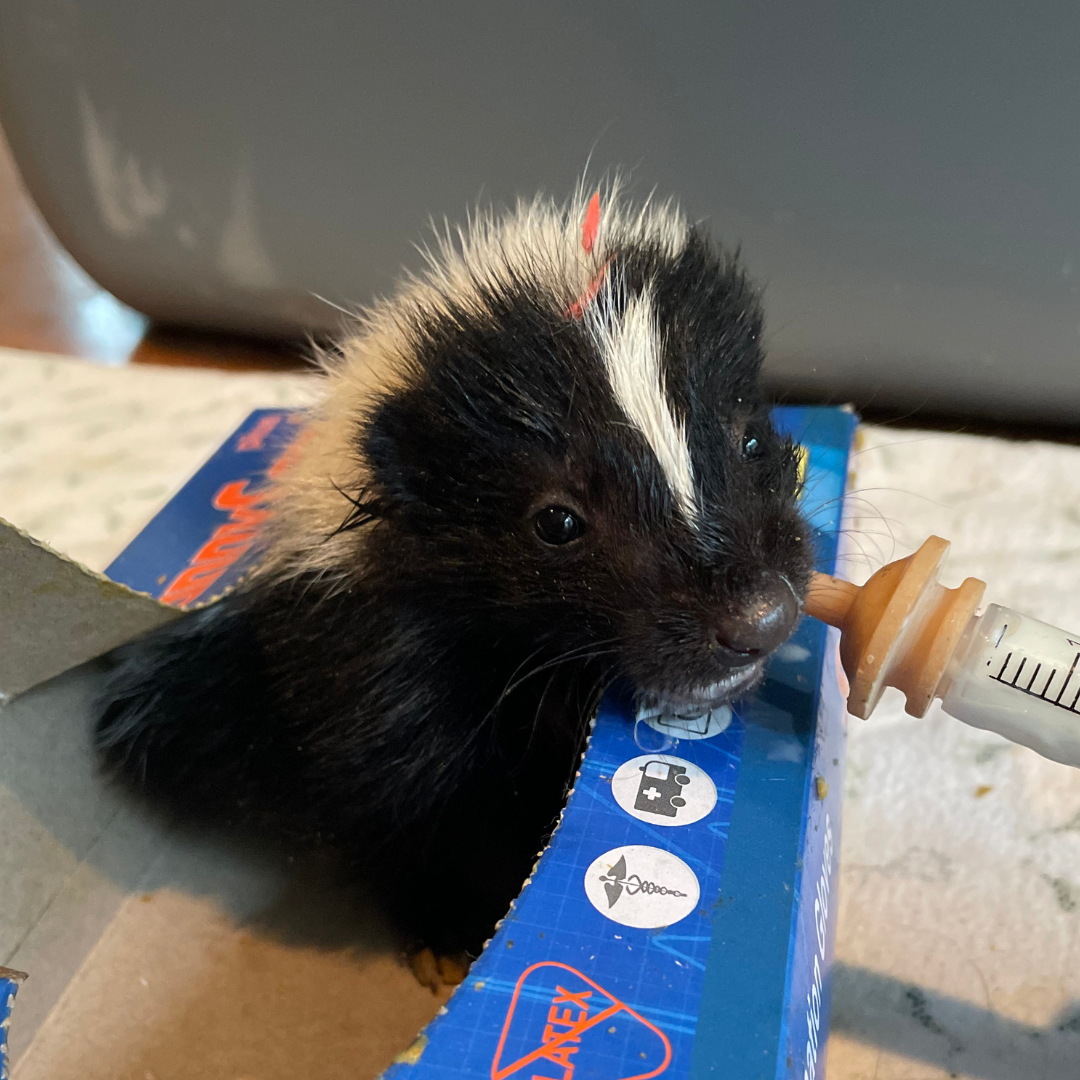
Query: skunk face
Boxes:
[
  {"xmin": 331, "ymin": 224, "xmax": 811, "ymax": 716},
  {"xmin": 96, "ymin": 188, "xmax": 813, "ymax": 953}
]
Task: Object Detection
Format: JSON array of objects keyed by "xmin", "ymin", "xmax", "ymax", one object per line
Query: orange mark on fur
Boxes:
[
  {"xmin": 565, "ymin": 193, "xmax": 606, "ymax": 318},
  {"xmin": 566, "ymin": 260, "xmax": 611, "ymax": 320},
  {"xmin": 581, "ymin": 192, "xmax": 600, "ymax": 254}
]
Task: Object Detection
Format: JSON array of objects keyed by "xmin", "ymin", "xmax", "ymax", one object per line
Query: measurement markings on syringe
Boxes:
[{"xmin": 988, "ymin": 630, "xmax": 1080, "ymax": 713}]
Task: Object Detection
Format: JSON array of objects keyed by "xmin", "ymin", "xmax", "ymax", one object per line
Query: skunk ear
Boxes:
[
  {"xmin": 363, "ymin": 393, "xmax": 430, "ymax": 506},
  {"xmin": 363, "ymin": 398, "xmax": 407, "ymax": 498}
]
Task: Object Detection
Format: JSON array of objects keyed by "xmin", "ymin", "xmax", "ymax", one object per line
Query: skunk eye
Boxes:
[
  {"xmin": 534, "ymin": 506, "xmax": 586, "ymax": 545},
  {"xmin": 741, "ymin": 434, "xmax": 764, "ymax": 461}
]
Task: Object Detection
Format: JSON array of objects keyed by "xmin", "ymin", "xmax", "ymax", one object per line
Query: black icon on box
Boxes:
[
  {"xmin": 634, "ymin": 760, "xmax": 691, "ymax": 818},
  {"xmin": 600, "ymin": 854, "xmax": 689, "ymax": 908},
  {"xmin": 648, "ymin": 709, "xmax": 726, "ymax": 739}
]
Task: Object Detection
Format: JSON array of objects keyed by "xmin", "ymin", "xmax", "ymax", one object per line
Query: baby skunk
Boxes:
[{"xmin": 94, "ymin": 187, "xmax": 813, "ymax": 956}]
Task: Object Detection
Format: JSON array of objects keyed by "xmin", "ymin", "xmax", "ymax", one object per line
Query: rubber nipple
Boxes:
[{"xmin": 804, "ymin": 537, "xmax": 986, "ymax": 719}]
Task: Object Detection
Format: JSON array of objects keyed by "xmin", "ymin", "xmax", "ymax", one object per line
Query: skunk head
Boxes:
[{"xmin": 270, "ymin": 189, "xmax": 812, "ymax": 714}]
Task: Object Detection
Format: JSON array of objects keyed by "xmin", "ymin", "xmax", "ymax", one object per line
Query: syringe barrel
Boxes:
[{"xmin": 940, "ymin": 604, "xmax": 1080, "ymax": 768}]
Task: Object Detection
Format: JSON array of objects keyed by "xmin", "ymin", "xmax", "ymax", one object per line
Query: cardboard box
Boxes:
[
  {"xmin": 0, "ymin": 405, "xmax": 854, "ymax": 1079},
  {"xmin": 0, "ymin": 967, "xmax": 24, "ymax": 1079}
]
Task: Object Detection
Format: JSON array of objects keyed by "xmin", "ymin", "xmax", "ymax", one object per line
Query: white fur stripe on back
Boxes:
[{"xmin": 589, "ymin": 288, "xmax": 697, "ymax": 522}]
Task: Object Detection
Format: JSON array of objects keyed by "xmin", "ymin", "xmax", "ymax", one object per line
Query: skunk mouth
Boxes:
[{"xmin": 636, "ymin": 660, "xmax": 765, "ymax": 718}]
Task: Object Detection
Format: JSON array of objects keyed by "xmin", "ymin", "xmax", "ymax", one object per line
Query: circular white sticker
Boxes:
[
  {"xmin": 610, "ymin": 754, "xmax": 717, "ymax": 827},
  {"xmin": 584, "ymin": 845, "xmax": 700, "ymax": 928},
  {"xmin": 638, "ymin": 704, "xmax": 733, "ymax": 741}
]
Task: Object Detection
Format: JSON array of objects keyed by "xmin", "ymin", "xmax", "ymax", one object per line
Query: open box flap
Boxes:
[{"xmin": 0, "ymin": 517, "xmax": 179, "ymax": 703}]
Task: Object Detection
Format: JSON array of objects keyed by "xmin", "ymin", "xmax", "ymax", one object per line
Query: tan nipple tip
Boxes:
[{"xmin": 804, "ymin": 537, "xmax": 986, "ymax": 719}]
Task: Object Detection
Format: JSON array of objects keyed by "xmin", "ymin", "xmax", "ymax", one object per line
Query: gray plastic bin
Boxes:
[{"xmin": 2, "ymin": 1, "xmax": 1079, "ymax": 421}]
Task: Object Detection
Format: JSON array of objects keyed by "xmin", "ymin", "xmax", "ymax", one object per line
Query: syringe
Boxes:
[{"xmin": 804, "ymin": 536, "xmax": 1080, "ymax": 768}]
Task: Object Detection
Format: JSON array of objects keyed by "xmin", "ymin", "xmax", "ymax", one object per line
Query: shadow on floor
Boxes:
[{"xmin": 832, "ymin": 962, "xmax": 1080, "ymax": 1079}]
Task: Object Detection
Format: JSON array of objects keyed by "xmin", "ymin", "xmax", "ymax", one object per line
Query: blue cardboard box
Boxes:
[
  {"xmin": 0, "ymin": 968, "xmax": 24, "ymax": 1079},
  {"xmin": 100, "ymin": 405, "xmax": 854, "ymax": 1080}
]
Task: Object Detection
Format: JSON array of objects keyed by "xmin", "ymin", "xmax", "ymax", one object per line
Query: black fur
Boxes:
[{"xmin": 95, "ymin": 218, "xmax": 812, "ymax": 955}]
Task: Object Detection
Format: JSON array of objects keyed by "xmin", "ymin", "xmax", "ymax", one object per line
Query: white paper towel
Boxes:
[{"xmin": 3, "ymin": 347, "xmax": 1079, "ymax": 1078}]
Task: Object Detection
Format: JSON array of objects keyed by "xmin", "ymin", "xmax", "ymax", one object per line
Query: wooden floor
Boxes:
[{"xmin": 0, "ymin": 127, "xmax": 305, "ymax": 372}]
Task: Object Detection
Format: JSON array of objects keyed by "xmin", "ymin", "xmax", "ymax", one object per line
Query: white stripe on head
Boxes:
[{"xmin": 588, "ymin": 286, "xmax": 697, "ymax": 523}]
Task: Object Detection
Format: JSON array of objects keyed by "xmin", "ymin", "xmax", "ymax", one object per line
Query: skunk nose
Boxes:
[{"xmin": 712, "ymin": 574, "xmax": 799, "ymax": 658}]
